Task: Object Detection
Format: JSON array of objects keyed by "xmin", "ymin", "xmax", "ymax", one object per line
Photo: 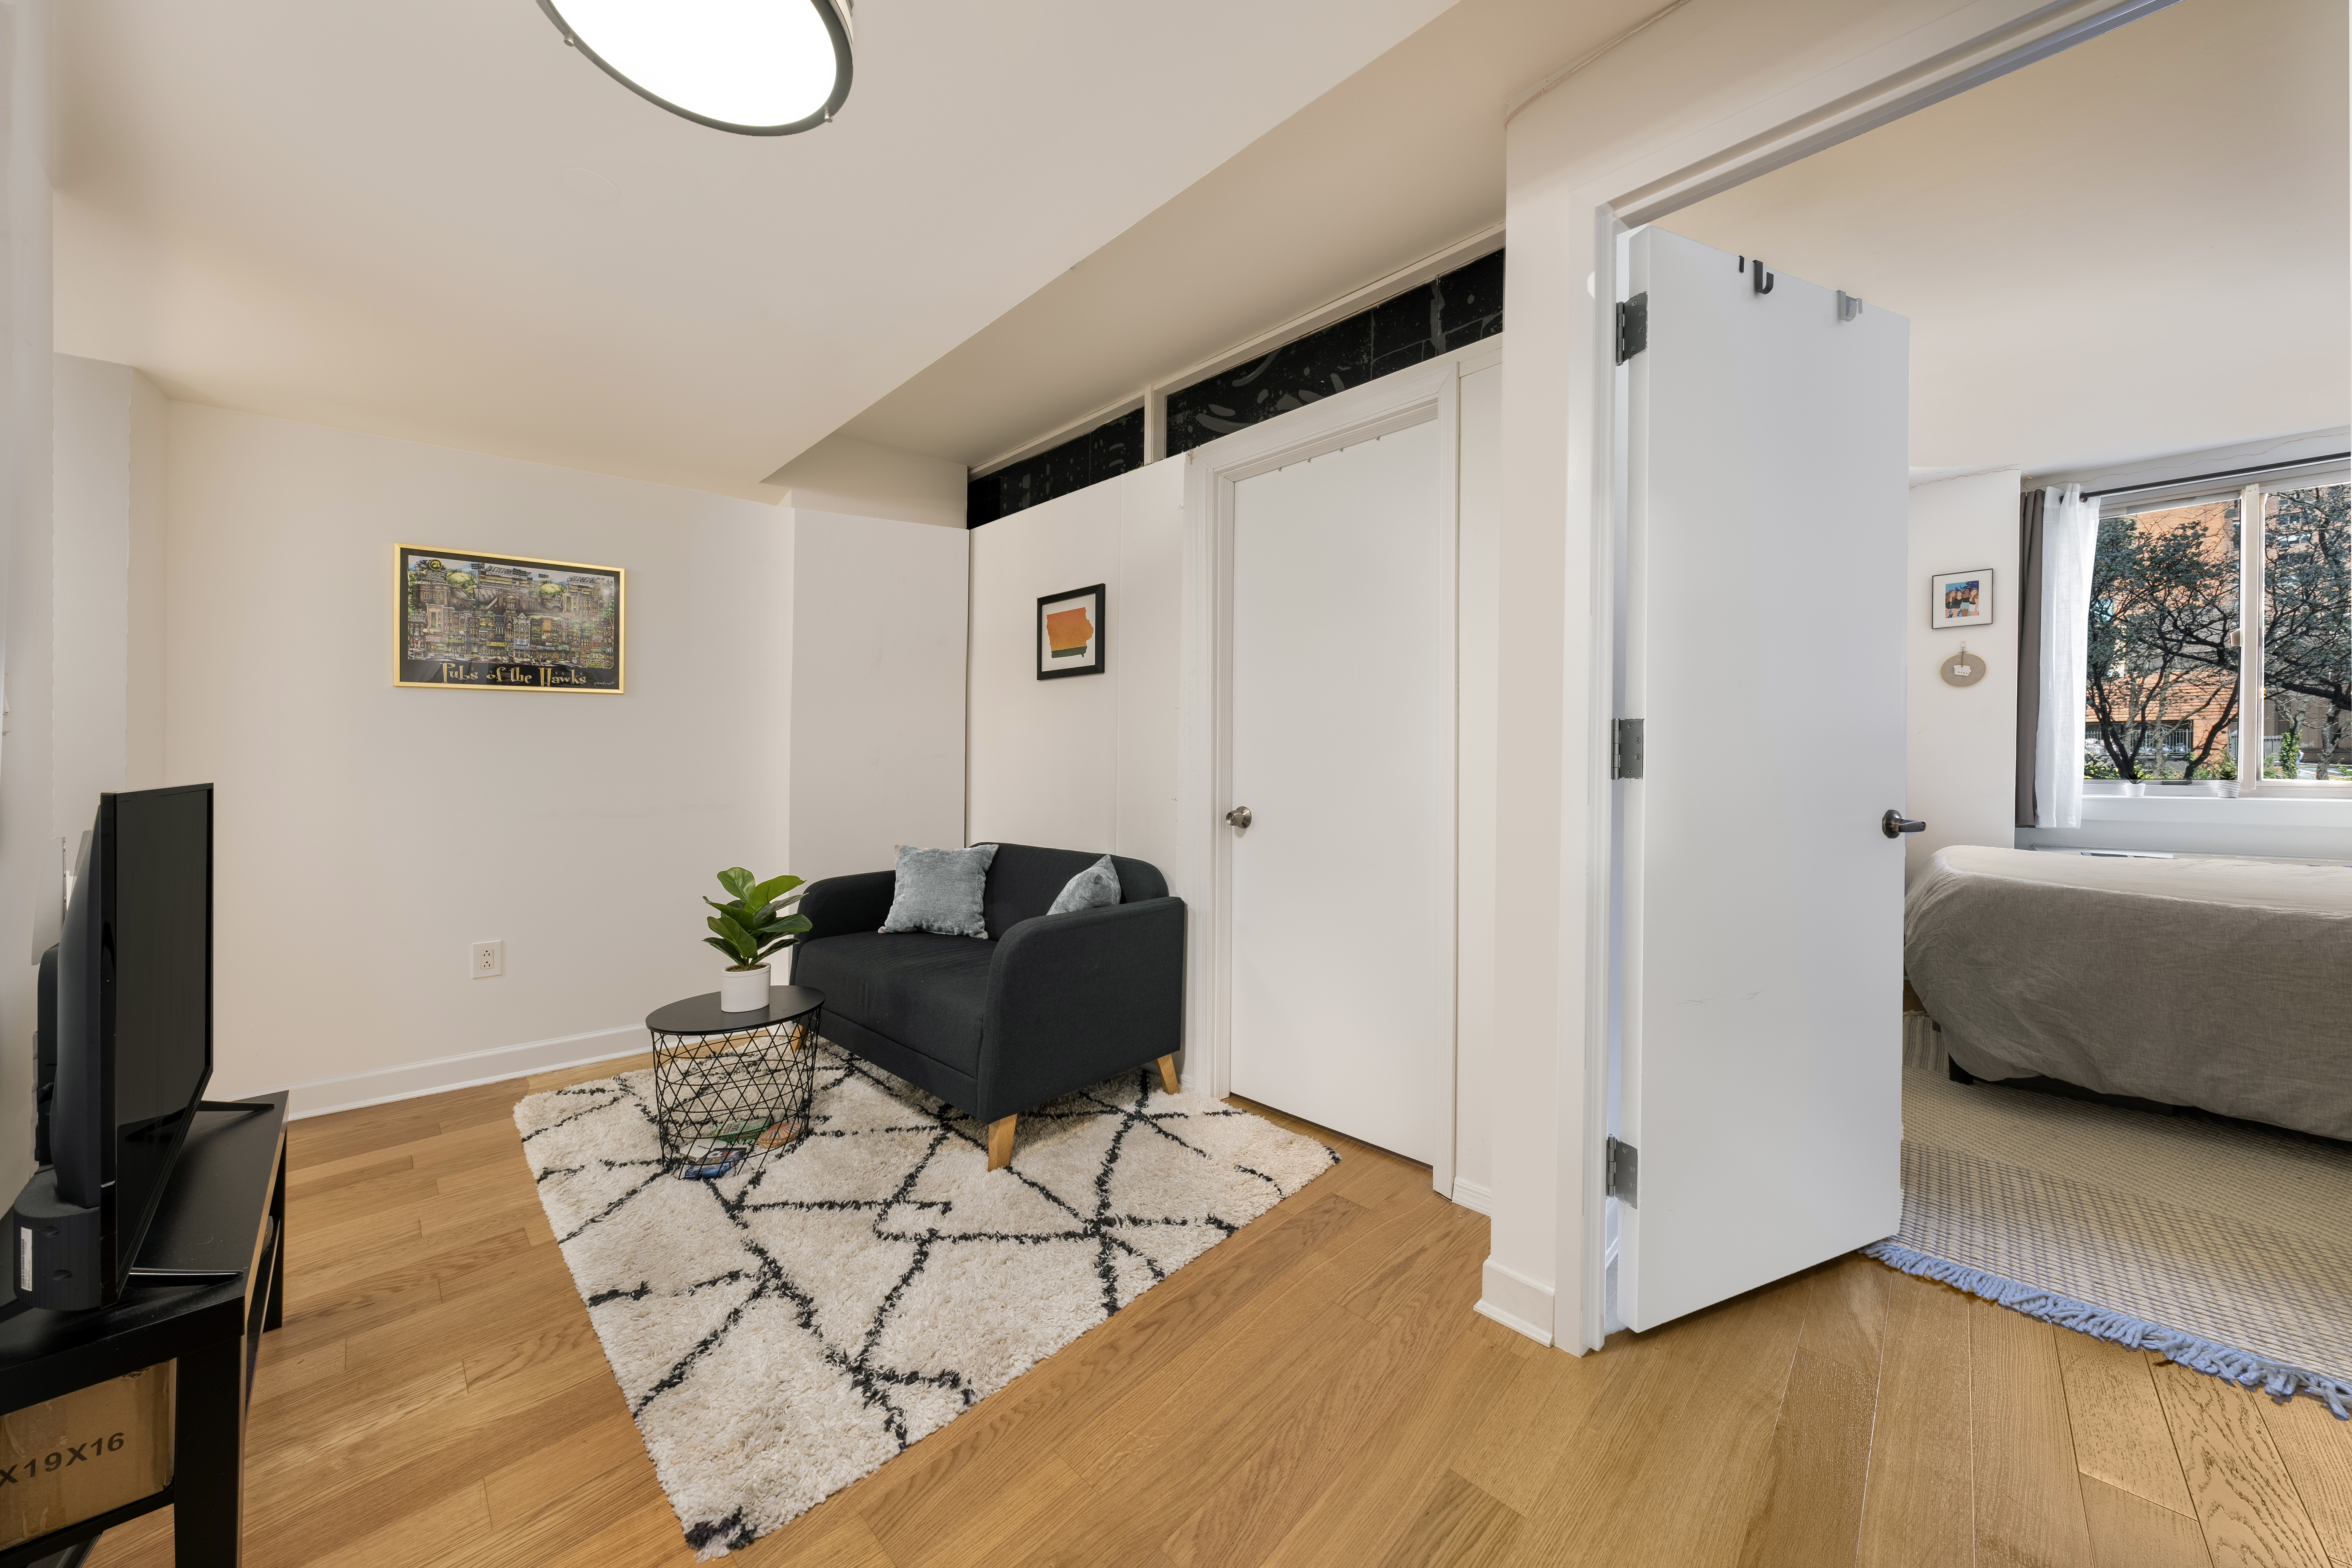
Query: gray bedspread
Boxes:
[{"xmin": 1905, "ymin": 846, "xmax": 2352, "ymax": 1140}]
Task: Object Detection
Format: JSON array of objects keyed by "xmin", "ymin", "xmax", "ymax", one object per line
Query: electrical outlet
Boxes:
[{"xmin": 470, "ymin": 940, "xmax": 504, "ymax": 978}]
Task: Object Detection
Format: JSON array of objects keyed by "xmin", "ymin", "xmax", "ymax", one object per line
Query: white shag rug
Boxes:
[{"xmin": 513, "ymin": 1043, "xmax": 1335, "ymax": 1557}]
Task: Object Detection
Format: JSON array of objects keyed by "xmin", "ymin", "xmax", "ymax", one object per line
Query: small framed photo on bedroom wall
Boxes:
[
  {"xmin": 1037, "ymin": 584, "xmax": 1106, "ymax": 679},
  {"xmin": 1930, "ymin": 568, "xmax": 1994, "ymax": 631}
]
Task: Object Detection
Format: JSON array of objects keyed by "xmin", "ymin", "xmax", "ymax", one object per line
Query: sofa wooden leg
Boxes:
[
  {"xmin": 1155, "ymin": 1055, "xmax": 1181, "ymax": 1096},
  {"xmin": 987, "ymin": 1115, "xmax": 1017, "ymax": 1171}
]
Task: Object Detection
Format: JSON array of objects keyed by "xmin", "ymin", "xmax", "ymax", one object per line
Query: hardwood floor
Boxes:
[{"xmin": 86, "ymin": 1067, "xmax": 2352, "ymax": 1568}]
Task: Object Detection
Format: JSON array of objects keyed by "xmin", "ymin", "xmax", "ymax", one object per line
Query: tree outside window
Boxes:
[
  {"xmin": 2082, "ymin": 481, "xmax": 2351, "ymax": 782},
  {"xmin": 2262, "ymin": 484, "xmax": 2352, "ymax": 779}
]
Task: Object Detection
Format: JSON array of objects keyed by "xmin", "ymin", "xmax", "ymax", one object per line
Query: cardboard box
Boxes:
[{"xmin": 0, "ymin": 1363, "xmax": 174, "ymax": 1550}]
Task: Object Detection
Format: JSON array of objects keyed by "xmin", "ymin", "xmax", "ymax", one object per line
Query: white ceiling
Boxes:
[
  {"xmin": 1667, "ymin": 0, "xmax": 2349, "ymax": 476},
  {"xmin": 849, "ymin": 0, "xmax": 2348, "ymax": 479},
  {"xmin": 58, "ymin": 0, "xmax": 2349, "ymax": 498},
  {"xmin": 53, "ymin": 0, "xmax": 1460, "ymax": 500},
  {"xmin": 836, "ymin": 0, "xmax": 1660, "ymax": 471}
]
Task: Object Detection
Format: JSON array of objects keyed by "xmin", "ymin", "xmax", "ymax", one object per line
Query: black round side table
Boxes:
[{"xmin": 644, "ymin": 985, "xmax": 824, "ymax": 1178}]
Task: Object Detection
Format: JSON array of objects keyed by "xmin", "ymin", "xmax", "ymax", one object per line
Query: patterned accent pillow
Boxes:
[
  {"xmin": 879, "ymin": 844, "xmax": 998, "ymax": 938},
  {"xmin": 1046, "ymin": 854, "xmax": 1122, "ymax": 916}
]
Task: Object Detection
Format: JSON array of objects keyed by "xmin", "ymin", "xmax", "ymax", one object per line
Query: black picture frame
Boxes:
[{"xmin": 1036, "ymin": 584, "xmax": 1107, "ymax": 680}]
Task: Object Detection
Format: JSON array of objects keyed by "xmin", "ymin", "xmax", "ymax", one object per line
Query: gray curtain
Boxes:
[{"xmin": 2014, "ymin": 487, "xmax": 2046, "ymax": 826}]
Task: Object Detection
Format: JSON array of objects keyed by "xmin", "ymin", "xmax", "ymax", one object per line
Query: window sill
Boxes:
[{"xmin": 2081, "ymin": 791, "xmax": 2352, "ymax": 827}]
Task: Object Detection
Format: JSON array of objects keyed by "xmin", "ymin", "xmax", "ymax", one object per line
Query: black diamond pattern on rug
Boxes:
[{"xmin": 516, "ymin": 1041, "xmax": 1337, "ymax": 1557}]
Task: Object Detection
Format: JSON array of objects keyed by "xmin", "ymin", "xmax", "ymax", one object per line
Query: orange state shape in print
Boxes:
[{"xmin": 1046, "ymin": 606, "xmax": 1095, "ymax": 656}]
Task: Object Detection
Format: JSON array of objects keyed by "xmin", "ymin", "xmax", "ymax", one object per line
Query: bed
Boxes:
[{"xmin": 1904, "ymin": 845, "xmax": 2352, "ymax": 1141}]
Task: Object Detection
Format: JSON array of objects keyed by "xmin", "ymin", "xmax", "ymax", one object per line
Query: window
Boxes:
[
  {"xmin": 2083, "ymin": 462, "xmax": 2351, "ymax": 790},
  {"xmin": 2260, "ymin": 482, "xmax": 2352, "ymax": 780},
  {"xmin": 2084, "ymin": 498, "xmax": 2239, "ymax": 780}
]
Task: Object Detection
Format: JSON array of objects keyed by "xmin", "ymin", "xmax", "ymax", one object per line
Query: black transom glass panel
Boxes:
[
  {"xmin": 968, "ymin": 408, "xmax": 1146, "ymax": 528},
  {"xmin": 1166, "ymin": 248, "xmax": 1502, "ymax": 457}
]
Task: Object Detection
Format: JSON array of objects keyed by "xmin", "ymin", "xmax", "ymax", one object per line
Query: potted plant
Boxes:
[{"xmin": 703, "ymin": 867, "xmax": 811, "ymax": 1011}]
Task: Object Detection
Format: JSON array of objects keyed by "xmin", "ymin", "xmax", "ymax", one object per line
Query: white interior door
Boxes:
[
  {"xmin": 1230, "ymin": 419, "xmax": 1450, "ymax": 1168},
  {"xmin": 1617, "ymin": 227, "xmax": 1909, "ymax": 1332}
]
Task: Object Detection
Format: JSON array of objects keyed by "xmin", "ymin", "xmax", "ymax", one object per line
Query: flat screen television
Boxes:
[{"xmin": 23, "ymin": 783, "xmax": 214, "ymax": 1308}]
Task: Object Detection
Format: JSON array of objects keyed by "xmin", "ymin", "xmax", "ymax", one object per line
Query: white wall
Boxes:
[
  {"xmin": 966, "ymin": 459, "xmax": 1186, "ymax": 881},
  {"xmin": 53, "ymin": 356, "xmax": 168, "ymax": 839},
  {"xmin": 166, "ymin": 404, "xmax": 795, "ymax": 1112},
  {"xmin": 786, "ymin": 509, "xmax": 968, "ymax": 882},
  {"xmin": 127, "ymin": 368, "xmax": 167, "ymax": 789},
  {"xmin": 1906, "ymin": 468, "xmax": 2019, "ymax": 881},
  {"xmin": 1496, "ymin": 0, "xmax": 2094, "ymax": 1350},
  {"xmin": 0, "ymin": 1, "xmax": 55, "ymax": 1200},
  {"xmin": 1455, "ymin": 363, "xmax": 1502, "ymax": 1205},
  {"xmin": 36, "ymin": 373, "xmax": 971, "ymax": 1124},
  {"xmin": 765, "ymin": 434, "xmax": 970, "ymax": 532},
  {"xmin": 967, "ymin": 371, "xmax": 1502, "ymax": 1195}
]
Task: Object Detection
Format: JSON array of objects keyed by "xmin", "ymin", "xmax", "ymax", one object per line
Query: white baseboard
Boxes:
[
  {"xmin": 243, "ymin": 1024, "xmax": 651, "ymax": 1121},
  {"xmin": 1450, "ymin": 1177, "xmax": 1493, "ymax": 1215},
  {"xmin": 1476, "ymin": 1256, "xmax": 1555, "ymax": 1346}
]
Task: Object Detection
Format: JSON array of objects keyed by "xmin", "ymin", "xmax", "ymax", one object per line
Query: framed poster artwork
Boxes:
[
  {"xmin": 1929, "ymin": 568, "xmax": 1993, "ymax": 631},
  {"xmin": 397, "ymin": 545, "xmax": 625, "ymax": 692},
  {"xmin": 1036, "ymin": 584, "xmax": 1106, "ymax": 679}
]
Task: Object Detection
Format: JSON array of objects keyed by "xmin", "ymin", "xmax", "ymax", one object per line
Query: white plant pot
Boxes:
[{"xmin": 718, "ymin": 965, "xmax": 771, "ymax": 1012}]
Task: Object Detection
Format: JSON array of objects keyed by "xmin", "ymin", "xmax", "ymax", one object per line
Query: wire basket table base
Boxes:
[{"xmin": 648, "ymin": 1004, "xmax": 821, "ymax": 1179}]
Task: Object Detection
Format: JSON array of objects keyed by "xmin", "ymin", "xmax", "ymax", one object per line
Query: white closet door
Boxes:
[
  {"xmin": 1229, "ymin": 419, "xmax": 1449, "ymax": 1166},
  {"xmin": 1617, "ymin": 226, "xmax": 1910, "ymax": 1332}
]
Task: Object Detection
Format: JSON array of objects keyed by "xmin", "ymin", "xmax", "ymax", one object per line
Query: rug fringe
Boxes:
[{"xmin": 1862, "ymin": 1241, "xmax": 2352, "ymax": 1421}]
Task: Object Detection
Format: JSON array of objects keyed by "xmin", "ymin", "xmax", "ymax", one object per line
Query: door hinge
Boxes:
[
  {"xmin": 1606, "ymin": 1136, "xmax": 1638, "ymax": 1206},
  {"xmin": 1611, "ymin": 718, "xmax": 1644, "ymax": 779},
  {"xmin": 1614, "ymin": 292, "xmax": 1648, "ymax": 364}
]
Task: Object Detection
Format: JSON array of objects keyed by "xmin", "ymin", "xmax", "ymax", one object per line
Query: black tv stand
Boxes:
[{"xmin": 0, "ymin": 1093, "xmax": 288, "ymax": 1568}]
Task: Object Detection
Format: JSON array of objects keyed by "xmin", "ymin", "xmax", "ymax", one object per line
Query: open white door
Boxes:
[{"xmin": 1616, "ymin": 226, "xmax": 1909, "ymax": 1333}]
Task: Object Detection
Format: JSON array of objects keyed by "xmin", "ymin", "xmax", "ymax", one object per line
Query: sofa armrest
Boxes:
[
  {"xmin": 798, "ymin": 870, "xmax": 896, "ymax": 943},
  {"xmin": 978, "ymin": 896, "xmax": 1186, "ymax": 1121}
]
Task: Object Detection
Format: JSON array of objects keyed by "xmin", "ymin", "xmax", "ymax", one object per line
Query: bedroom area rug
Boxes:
[
  {"xmin": 513, "ymin": 1044, "xmax": 1334, "ymax": 1557},
  {"xmin": 1873, "ymin": 1065, "xmax": 2352, "ymax": 1416}
]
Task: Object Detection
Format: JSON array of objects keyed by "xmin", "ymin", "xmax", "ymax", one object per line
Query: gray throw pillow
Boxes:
[
  {"xmin": 879, "ymin": 844, "xmax": 997, "ymax": 938},
  {"xmin": 1046, "ymin": 854, "xmax": 1122, "ymax": 916}
]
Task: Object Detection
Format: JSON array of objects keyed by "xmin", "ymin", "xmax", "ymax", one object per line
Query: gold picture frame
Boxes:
[{"xmin": 395, "ymin": 544, "xmax": 626, "ymax": 693}]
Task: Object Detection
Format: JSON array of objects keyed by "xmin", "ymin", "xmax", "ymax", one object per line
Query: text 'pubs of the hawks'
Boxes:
[{"xmin": 398, "ymin": 546, "xmax": 624, "ymax": 692}]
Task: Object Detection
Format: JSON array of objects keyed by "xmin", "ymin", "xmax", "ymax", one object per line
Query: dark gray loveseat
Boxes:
[{"xmin": 792, "ymin": 844, "xmax": 1185, "ymax": 1169}]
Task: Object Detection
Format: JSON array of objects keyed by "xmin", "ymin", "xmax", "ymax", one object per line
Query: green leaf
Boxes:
[
  {"xmin": 705, "ymin": 895, "xmax": 751, "ymax": 919},
  {"xmin": 701, "ymin": 936, "xmax": 736, "ymax": 958},
  {"xmin": 774, "ymin": 914, "xmax": 812, "ymax": 934},
  {"xmin": 755, "ymin": 936, "xmax": 799, "ymax": 961},
  {"xmin": 706, "ymin": 913, "xmax": 756, "ymax": 964},
  {"xmin": 716, "ymin": 866, "xmax": 756, "ymax": 901},
  {"xmin": 752, "ymin": 874, "xmax": 804, "ymax": 905}
]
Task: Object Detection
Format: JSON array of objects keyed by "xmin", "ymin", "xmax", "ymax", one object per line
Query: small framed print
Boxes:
[
  {"xmin": 398, "ymin": 545, "xmax": 625, "ymax": 692},
  {"xmin": 1930, "ymin": 568, "xmax": 1994, "ymax": 631},
  {"xmin": 1037, "ymin": 584, "xmax": 1106, "ymax": 679}
]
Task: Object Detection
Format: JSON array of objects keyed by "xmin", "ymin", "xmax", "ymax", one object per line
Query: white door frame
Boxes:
[
  {"xmin": 1526, "ymin": 0, "xmax": 2185, "ymax": 1355},
  {"xmin": 1178, "ymin": 340, "xmax": 1503, "ymax": 1201}
]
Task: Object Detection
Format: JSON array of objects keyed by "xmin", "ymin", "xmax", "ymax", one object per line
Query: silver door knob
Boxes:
[
  {"xmin": 1225, "ymin": 806, "xmax": 1253, "ymax": 829},
  {"xmin": 1882, "ymin": 809, "xmax": 1926, "ymax": 838}
]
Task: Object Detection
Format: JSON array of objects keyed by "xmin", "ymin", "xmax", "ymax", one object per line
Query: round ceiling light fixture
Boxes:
[{"xmin": 539, "ymin": 0, "xmax": 853, "ymax": 136}]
